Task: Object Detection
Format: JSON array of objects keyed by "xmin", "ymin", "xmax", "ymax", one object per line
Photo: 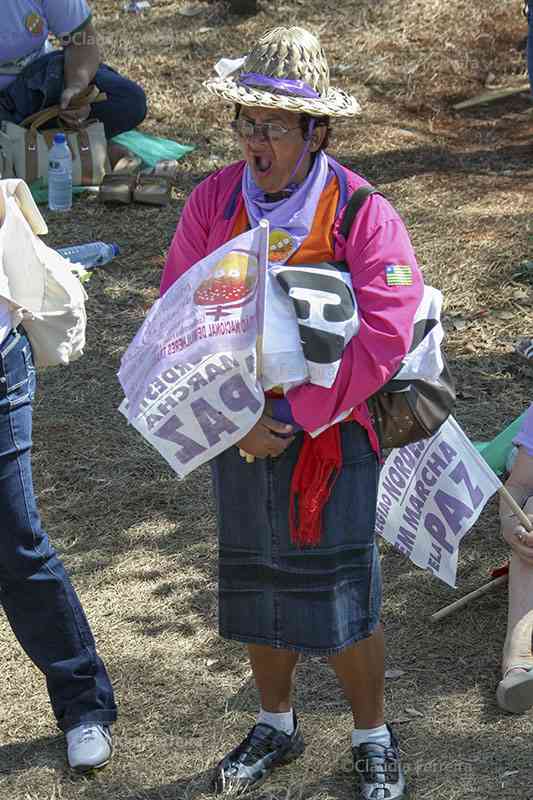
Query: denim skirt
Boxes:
[{"xmin": 211, "ymin": 422, "xmax": 381, "ymax": 655}]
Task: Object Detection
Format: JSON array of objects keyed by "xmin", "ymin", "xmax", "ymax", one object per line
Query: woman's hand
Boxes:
[
  {"xmin": 500, "ymin": 449, "xmax": 533, "ymax": 564},
  {"xmin": 237, "ymin": 414, "xmax": 295, "ymax": 459},
  {"xmin": 59, "ymin": 101, "xmax": 91, "ymax": 128},
  {"xmin": 502, "ymin": 512, "xmax": 533, "ymax": 565}
]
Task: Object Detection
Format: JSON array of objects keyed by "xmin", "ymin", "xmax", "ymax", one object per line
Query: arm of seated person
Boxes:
[
  {"xmin": 59, "ymin": 21, "xmax": 100, "ymax": 123},
  {"xmin": 500, "ymin": 446, "xmax": 533, "ymax": 564}
]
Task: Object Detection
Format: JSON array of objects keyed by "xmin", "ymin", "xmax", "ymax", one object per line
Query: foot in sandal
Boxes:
[{"xmin": 496, "ymin": 666, "xmax": 533, "ymax": 713}]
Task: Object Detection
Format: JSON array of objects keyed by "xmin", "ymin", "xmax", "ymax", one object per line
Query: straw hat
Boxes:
[{"xmin": 204, "ymin": 27, "xmax": 361, "ymax": 117}]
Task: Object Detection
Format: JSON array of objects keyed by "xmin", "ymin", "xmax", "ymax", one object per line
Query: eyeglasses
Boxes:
[{"xmin": 230, "ymin": 118, "xmax": 301, "ymax": 143}]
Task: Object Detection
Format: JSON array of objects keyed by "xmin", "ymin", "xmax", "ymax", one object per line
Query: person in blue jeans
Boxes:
[
  {"xmin": 0, "ymin": 1, "xmax": 146, "ymax": 161},
  {"xmin": 0, "ymin": 325, "xmax": 117, "ymax": 770}
]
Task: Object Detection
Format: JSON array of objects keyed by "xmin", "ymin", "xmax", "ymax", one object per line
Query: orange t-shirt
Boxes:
[{"xmin": 231, "ymin": 176, "xmax": 340, "ymax": 265}]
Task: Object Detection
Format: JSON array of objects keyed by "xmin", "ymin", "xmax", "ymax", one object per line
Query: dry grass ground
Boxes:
[{"xmin": 1, "ymin": 0, "xmax": 533, "ymax": 798}]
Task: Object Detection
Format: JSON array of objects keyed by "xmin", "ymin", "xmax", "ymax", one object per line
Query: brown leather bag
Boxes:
[
  {"xmin": 366, "ymin": 358, "xmax": 456, "ymax": 450},
  {"xmin": 1, "ymin": 86, "xmax": 109, "ymax": 186},
  {"xmin": 340, "ymin": 186, "xmax": 456, "ymax": 450}
]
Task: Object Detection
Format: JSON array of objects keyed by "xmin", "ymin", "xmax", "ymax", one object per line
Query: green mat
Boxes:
[
  {"xmin": 29, "ymin": 177, "xmax": 93, "ymax": 205},
  {"xmin": 111, "ymin": 130, "xmax": 195, "ymax": 169},
  {"xmin": 473, "ymin": 411, "xmax": 528, "ymax": 475}
]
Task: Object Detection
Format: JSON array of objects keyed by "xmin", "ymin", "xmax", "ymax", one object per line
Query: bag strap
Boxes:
[
  {"xmin": 21, "ymin": 86, "xmax": 107, "ymax": 130},
  {"xmin": 339, "ymin": 185, "xmax": 383, "ymax": 241}
]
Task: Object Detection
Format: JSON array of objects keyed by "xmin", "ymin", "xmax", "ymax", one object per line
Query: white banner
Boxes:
[
  {"xmin": 119, "ymin": 350, "xmax": 264, "ymax": 479},
  {"xmin": 376, "ymin": 416, "xmax": 502, "ymax": 587}
]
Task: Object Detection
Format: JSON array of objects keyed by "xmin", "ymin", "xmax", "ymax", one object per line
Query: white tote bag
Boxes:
[{"xmin": 0, "ymin": 178, "xmax": 87, "ymax": 367}]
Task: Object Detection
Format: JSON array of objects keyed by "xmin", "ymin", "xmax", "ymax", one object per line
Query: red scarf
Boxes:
[{"xmin": 289, "ymin": 425, "xmax": 343, "ymax": 547}]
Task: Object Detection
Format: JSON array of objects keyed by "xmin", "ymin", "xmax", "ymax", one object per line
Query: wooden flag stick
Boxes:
[
  {"xmin": 430, "ymin": 485, "xmax": 532, "ymax": 623},
  {"xmin": 453, "ymin": 83, "xmax": 531, "ymax": 110},
  {"xmin": 430, "ymin": 574, "xmax": 508, "ymax": 622}
]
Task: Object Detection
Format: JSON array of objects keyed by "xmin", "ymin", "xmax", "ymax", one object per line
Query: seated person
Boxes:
[
  {"xmin": 497, "ymin": 402, "xmax": 533, "ymax": 713},
  {"xmin": 0, "ymin": 0, "xmax": 147, "ymax": 159}
]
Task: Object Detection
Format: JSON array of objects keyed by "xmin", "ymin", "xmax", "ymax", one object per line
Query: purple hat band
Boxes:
[{"xmin": 237, "ymin": 72, "xmax": 321, "ymax": 99}]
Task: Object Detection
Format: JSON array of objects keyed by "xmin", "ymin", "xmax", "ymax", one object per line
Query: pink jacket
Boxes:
[{"xmin": 161, "ymin": 158, "xmax": 424, "ymax": 438}]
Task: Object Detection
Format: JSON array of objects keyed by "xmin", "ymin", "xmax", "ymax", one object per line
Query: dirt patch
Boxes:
[{"xmin": 1, "ymin": 1, "xmax": 532, "ymax": 798}]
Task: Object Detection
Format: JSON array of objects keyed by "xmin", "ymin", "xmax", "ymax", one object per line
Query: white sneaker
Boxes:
[{"xmin": 66, "ymin": 723, "xmax": 113, "ymax": 771}]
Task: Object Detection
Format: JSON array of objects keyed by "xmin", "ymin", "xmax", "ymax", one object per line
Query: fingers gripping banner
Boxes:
[{"xmin": 376, "ymin": 416, "xmax": 502, "ymax": 587}]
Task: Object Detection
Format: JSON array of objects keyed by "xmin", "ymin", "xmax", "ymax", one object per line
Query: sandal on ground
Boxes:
[
  {"xmin": 150, "ymin": 158, "xmax": 179, "ymax": 183},
  {"xmin": 99, "ymin": 154, "xmax": 143, "ymax": 204},
  {"xmin": 133, "ymin": 174, "xmax": 171, "ymax": 206},
  {"xmin": 496, "ymin": 666, "xmax": 533, "ymax": 713}
]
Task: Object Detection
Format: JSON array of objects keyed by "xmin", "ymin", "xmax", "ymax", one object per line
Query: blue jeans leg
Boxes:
[
  {"xmin": 0, "ymin": 52, "xmax": 147, "ymax": 138},
  {"xmin": 91, "ymin": 64, "xmax": 147, "ymax": 139},
  {"xmin": 0, "ymin": 330, "xmax": 117, "ymax": 733}
]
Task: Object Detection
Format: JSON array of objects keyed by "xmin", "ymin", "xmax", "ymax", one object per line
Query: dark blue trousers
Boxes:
[
  {"xmin": 0, "ymin": 50, "xmax": 147, "ymax": 139},
  {"xmin": 0, "ymin": 329, "xmax": 117, "ymax": 732}
]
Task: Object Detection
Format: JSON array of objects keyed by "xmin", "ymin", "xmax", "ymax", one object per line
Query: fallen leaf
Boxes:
[
  {"xmin": 385, "ymin": 669, "xmax": 405, "ymax": 680},
  {"xmin": 404, "ymin": 707, "xmax": 424, "ymax": 717},
  {"xmin": 206, "ymin": 657, "xmax": 219, "ymax": 667}
]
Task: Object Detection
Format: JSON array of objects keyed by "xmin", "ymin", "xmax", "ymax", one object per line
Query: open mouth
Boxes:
[{"xmin": 254, "ymin": 155, "xmax": 273, "ymax": 174}]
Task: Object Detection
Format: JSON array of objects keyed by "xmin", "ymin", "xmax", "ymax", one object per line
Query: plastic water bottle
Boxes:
[
  {"xmin": 123, "ymin": 0, "xmax": 151, "ymax": 12},
  {"xmin": 48, "ymin": 133, "xmax": 72, "ymax": 212},
  {"xmin": 56, "ymin": 242, "xmax": 120, "ymax": 269}
]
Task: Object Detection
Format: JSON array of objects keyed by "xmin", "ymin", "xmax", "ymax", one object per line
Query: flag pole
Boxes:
[{"xmin": 430, "ymin": 485, "xmax": 532, "ymax": 623}]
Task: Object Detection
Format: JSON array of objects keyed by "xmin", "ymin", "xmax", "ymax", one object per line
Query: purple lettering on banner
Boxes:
[
  {"xmin": 450, "ymin": 461, "xmax": 483, "ymax": 510},
  {"xmin": 219, "ymin": 375, "xmax": 262, "ymax": 414},
  {"xmin": 381, "ymin": 475, "xmax": 402, "ymax": 500},
  {"xmin": 388, "ymin": 467, "xmax": 406, "ymax": 490},
  {"xmin": 190, "ymin": 398, "xmax": 239, "ymax": 446},
  {"xmin": 426, "ymin": 451, "xmax": 449, "ymax": 479},
  {"xmin": 434, "ymin": 489, "xmax": 473, "ymax": 535},
  {"xmin": 397, "ymin": 526, "xmax": 416, "ymax": 555},
  {"xmin": 424, "ymin": 513, "xmax": 454, "ymax": 554},
  {"xmin": 399, "ymin": 447, "xmax": 416, "ymax": 470},
  {"xmin": 439, "ymin": 441, "xmax": 458, "ymax": 463},
  {"xmin": 205, "ymin": 363, "xmax": 227, "ymax": 383},
  {"xmin": 393, "ymin": 455, "xmax": 412, "ymax": 480},
  {"xmin": 428, "ymin": 542, "xmax": 442, "ymax": 573},
  {"xmin": 421, "ymin": 466, "xmax": 437, "ymax": 487},
  {"xmin": 146, "ymin": 413, "xmax": 162, "ymax": 430},
  {"xmin": 219, "ymin": 355, "xmax": 239, "ymax": 372},
  {"xmin": 187, "ymin": 372, "xmax": 209, "ymax": 392},
  {"xmin": 162, "ymin": 368, "xmax": 180, "ymax": 384},
  {"xmin": 157, "ymin": 395, "xmax": 180, "ymax": 416},
  {"xmin": 403, "ymin": 502, "xmax": 422, "ymax": 531},
  {"xmin": 414, "ymin": 481, "xmax": 431, "ymax": 504},
  {"xmin": 153, "ymin": 415, "xmax": 206, "ymax": 464}
]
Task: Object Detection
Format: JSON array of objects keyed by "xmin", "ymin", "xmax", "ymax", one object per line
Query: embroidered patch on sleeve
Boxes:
[{"xmin": 385, "ymin": 264, "xmax": 413, "ymax": 286}]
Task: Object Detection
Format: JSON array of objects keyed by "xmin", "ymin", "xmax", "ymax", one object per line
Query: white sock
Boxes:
[
  {"xmin": 352, "ymin": 724, "xmax": 391, "ymax": 749},
  {"xmin": 257, "ymin": 707, "xmax": 295, "ymax": 735}
]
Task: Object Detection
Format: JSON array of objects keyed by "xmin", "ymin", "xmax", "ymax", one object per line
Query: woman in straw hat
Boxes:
[{"xmin": 161, "ymin": 26, "xmax": 423, "ymax": 800}]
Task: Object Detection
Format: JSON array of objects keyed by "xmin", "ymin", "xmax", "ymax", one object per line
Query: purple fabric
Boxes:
[
  {"xmin": 242, "ymin": 149, "xmax": 329, "ymax": 264},
  {"xmin": 270, "ymin": 398, "xmax": 300, "ymax": 429},
  {"xmin": 238, "ymin": 72, "xmax": 320, "ymax": 99},
  {"xmin": 514, "ymin": 403, "xmax": 533, "ymax": 457}
]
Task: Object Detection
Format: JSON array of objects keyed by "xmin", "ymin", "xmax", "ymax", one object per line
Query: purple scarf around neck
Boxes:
[{"xmin": 242, "ymin": 150, "xmax": 329, "ymax": 265}]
